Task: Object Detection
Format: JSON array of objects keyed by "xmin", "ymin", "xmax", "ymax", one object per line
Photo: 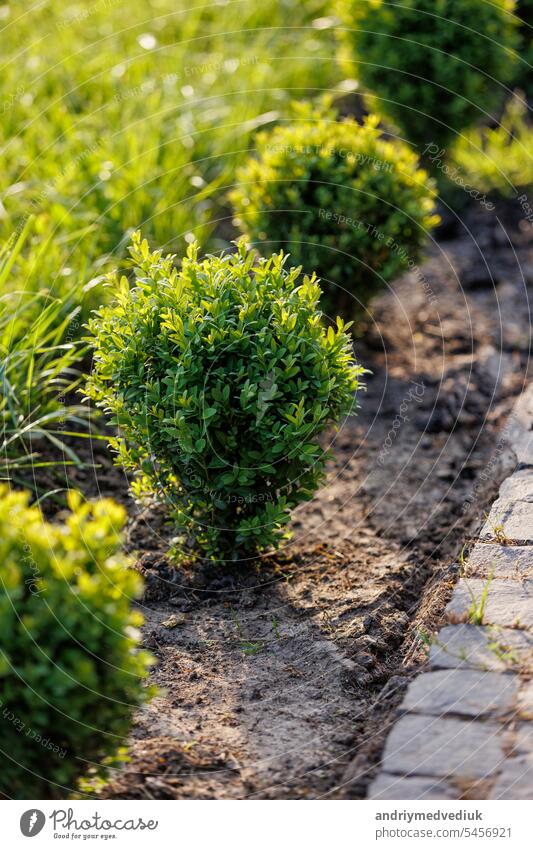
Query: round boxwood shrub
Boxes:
[
  {"xmin": 230, "ymin": 114, "xmax": 438, "ymax": 312},
  {"xmin": 336, "ymin": 0, "xmax": 518, "ymax": 151},
  {"xmin": 85, "ymin": 234, "xmax": 363, "ymax": 559},
  {"xmin": 0, "ymin": 487, "xmax": 153, "ymax": 799}
]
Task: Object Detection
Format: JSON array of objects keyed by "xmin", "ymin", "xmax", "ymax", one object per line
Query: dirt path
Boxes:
[{"xmin": 98, "ymin": 200, "xmax": 532, "ymax": 800}]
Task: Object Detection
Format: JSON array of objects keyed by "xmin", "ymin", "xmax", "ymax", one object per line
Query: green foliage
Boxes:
[
  {"xmin": 0, "ymin": 222, "xmax": 89, "ymax": 485},
  {"xmin": 86, "ymin": 235, "xmax": 363, "ymax": 559},
  {"xmin": 0, "ymin": 487, "xmax": 153, "ymax": 798},
  {"xmin": 0, "ymin": 2, "xmax": 343, "ymax": 490},
  {"xmin": 514, "ymin": 0, "xmax": 533, "ymax": 88},
  {"xmin": 0, "ymin": 1, "xmax": 340, "ymax": 326},
  {"xmin": 450, "ymin": 93, "xmax": 533, "ymax": 196},
  {"xmin": 230, "ymin": 114, "xmax": 438, "ymax": 312},
  {"xmin": 466, "ymin": 575, "xmax": 494, "ymax": 625},
  {"xmin": 336, "ymin": 0, "xmax": 518, "ymax": 151}
]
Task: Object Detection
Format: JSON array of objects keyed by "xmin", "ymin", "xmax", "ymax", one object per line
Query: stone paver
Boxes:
[
  {"xmin": 369, "ymin": 774, "xmax": 456, "ymax": 800},
  {"xmin": 498, "ymin": 469, "xmax": 533, "ymax": 502},
  {"xmin": 517, "ymin": 682, "xmax": 533, "ymax": 720},
  {"xmin": 466, "ymin": 543, "xmax": 533, "ymax": 579},
  {"xmin": 480, "ymin": 500, "xmax": 533, "ymax": 543},
  {"xmin": 368, "ymin": 384, "xmax": 533, "ymax": 800},
  {"xmin": 380, "ymin": 715, "xmax": 504, "ymax": 780},
  {"xmin": 490, "ymin": 755, "xmax": 533, "ymax": 800},
  {"xmin": 429, "ymin": 624, "xmax": 533, "ymax": 671},
  {"xmin": 505, "ymin": 388, "xmax": 533, "ymax": 466},
  {"xmin": 512, "ymin": 723, "xmax": 533, "ymax": 754},
  {"xmin": 401, "ymin": 670, "xmax": 518, "ymax": 718},
  {"xmin": 446, "ymin": 578, "xmax": 533, "ymax": 630}
]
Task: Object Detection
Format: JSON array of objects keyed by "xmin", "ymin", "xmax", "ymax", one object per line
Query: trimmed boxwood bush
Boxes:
[
  {"xmin": 230, "ymin": 114, "xmax": 438, "ymax": 312},
  {"xmin": 85, "ymin": 234, "xmax": 363, "ymax": 559},
  {"xmin": 336, "ymin": 0, "xmax": 518, "ymax": 151},
  {"xmin": 0, "ymin": 487, "xmax": 153, "ymax": 799}
]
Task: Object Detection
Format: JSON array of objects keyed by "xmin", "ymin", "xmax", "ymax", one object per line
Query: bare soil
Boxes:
[{"xmin": 83, "ymin": 199, "xmax": 532, "ymax": 800}]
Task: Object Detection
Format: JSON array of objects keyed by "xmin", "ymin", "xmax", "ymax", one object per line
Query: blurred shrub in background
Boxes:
[
  {"xmin": 86, "ymin": 234, "xmax": 363, "ymax": 559},
  {"xmin": 513, "ymin": 0, "xmax": 533, "ymax": 89},
  {"xmin": 335, "ymin": 0, "xmax": 518, "ymax": 151},
  {"xmin": 0, "ymin": 488, "xmax": 153, "ymax": 798},
  {"xmin": 230, "ymin": 113, "xmax": 438, "ymax": 313},
  {"xmin": 450, "ymin": 92, "xmax": 533, "ymax": 196}
]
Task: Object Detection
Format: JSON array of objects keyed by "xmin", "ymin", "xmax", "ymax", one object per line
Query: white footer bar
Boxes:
[{"xmin": 3, "ymin": 799, "xmax": 531, "ymax": 848}]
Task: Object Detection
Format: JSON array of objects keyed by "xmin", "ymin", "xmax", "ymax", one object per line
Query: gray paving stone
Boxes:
[
  {"xmin": 401, "ymin": 670, "xmax": 519, "ymax": 718},
  {"xmin": 490, "ymin": 755, "xmax": 533, "ymax": 799},
  {"xmin": 505, "ymin": 385, "xmax": 533, "ymax": 466},
  {"xmin": 498, "ymin": 468, "xmax": 533, "ymax": 502},
  {"xmin": 507, "ymin": 431, "xmax": 533, "ymax": 468},
  {"xmin": 429, "ymin": 624, "xmax": 533, "ymax": 671},
  {"xmin": 466, "ymin": 543, "xmax": 533, "ymax": 579},
  {"xmin": 369, "ymin": 773, "xmax": 457, "ymax": 800},
  {"xmin": 512, "ymin": 723, "xmax": 533, "ymax": 755},
  {"xmin": 517, "ymin": 681, "xmax": 533, "ymax": 720},
  {"xmin": 480, "ymin": 500, "xmax": 533, "ymax": 544},
  {"xmin": 446, "ymin": 578, "xmax": 533, "ymax": 630},
  {"xmin": 381, "ymin": 715, "xmax": 504, "ymax": 780},
  {"xmin": 371, "ymin": 386, "xmax": 533, "ymax": 800}
]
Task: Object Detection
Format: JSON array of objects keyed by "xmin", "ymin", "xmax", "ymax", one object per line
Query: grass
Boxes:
[
  {"xmin": 0, "ymin": 221, "xmax": 89, "ymax": 485},
  {"xmin": 466, "ymin": 575, "xmax": 494, "ymax": 626},
  {"xmin": 0, "ymin": 1, "xmax": 341, "ymax": 319}
]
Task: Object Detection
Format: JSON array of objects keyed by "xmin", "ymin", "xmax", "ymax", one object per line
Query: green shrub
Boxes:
[
  {"xmin": 514, "ymin": 0, "xmax": 533, "ymax": 88},
  {"xmin": 230, "ymin": 114, "xmax": 438, "ymax": 312},
  {"xmin": 450, "ymin": 92, "xmax": 533, "ymax": 196},
  {"xmin": 0, "ymin": 488, "xmax": 153, "ymax": 798},
  {"xmin": 85, "ymin": 234, "xmax": 363, "ymax": 559},
  {"xmin": 0, "ymin": 0, "xmax": 340, "ymax": 337},
  {"xmin": 336, "ymin": 0, "xmax": 518, "ymax": 151}
]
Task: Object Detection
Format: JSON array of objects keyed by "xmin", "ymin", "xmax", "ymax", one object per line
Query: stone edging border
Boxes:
[{"xmin": 368, "ymin": 384, "xmax": 533, "ymax": 800}]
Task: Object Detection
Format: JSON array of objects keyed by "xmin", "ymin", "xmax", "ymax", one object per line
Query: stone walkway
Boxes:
[{"xmin": 369, "ymin": 385, "xmax": 533, "ymax": 800}]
